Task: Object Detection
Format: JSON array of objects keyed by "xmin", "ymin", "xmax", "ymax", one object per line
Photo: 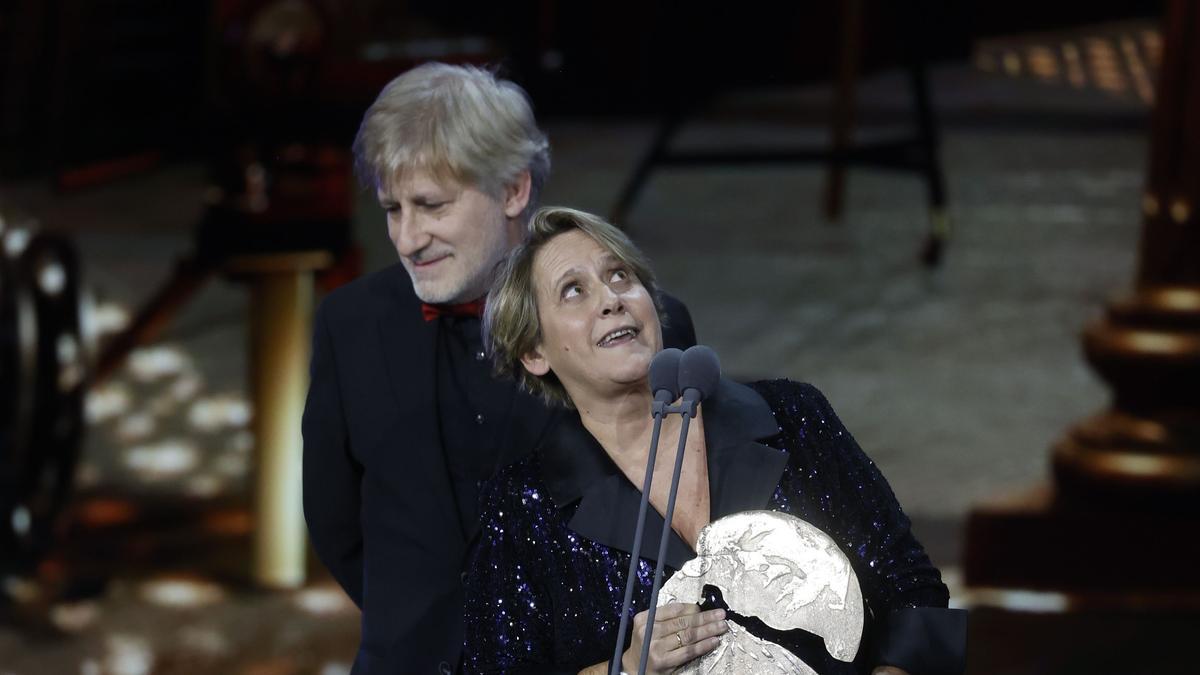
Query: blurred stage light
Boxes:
[
  {"xmin": 1002, "ymin": 51, "xmax": 1021, "ymax": 75},
  {"xmin": 103, "ymin": 633, "xmax": 155, "ymax": 675},
  {"xmin": 127, "ymin": 345, "xmax": 191, "ymax": 382},
  {"xmin": 38, "ymin": 259, "xmax": 66, "ymax": 296},
  {"xmin": 123, "ymin": 440, "xmax": 199, "ymax": 480},
  {"xmin": 90, "ymin": 301, "xmax": 131, "ymax": 336},
  {"xmin": 1061, "ymin": 42, "xmax": 1087, "ymax": 89},
  {"xmin": 50, "ymin": 600, "xmax": 100, "ymax": 632},
  {"xmin": 3, "ymin": 227, "xmax": 29, "ymax": 256},
  {"xmin": 11, "ymin": 505, "xmax": 31, "ymax": 538},
  {"xmin": 188, "ymin": 395, "xmax": 252, "ymax": 432},
  {"xmin": 87, "ymin": 383, "xmax": 132, "ymax": 423},
  {"xmin": 58, "ymin": 333, "xmax": 84, "ymax": 390},
  {"xmin": 1027, "ymin": 46, "xmax": 1059, "ymax": 81},
  {"xmin": 139, "ymin": 576, "xmax": 226, "ymax": 609},
  {"xmin": 294, "ymin": 585, "xmax": 355, "ymax": 616},
  {"xmin": 964, "ymin": 587, "xmax": 1070, "ymax": 613}
]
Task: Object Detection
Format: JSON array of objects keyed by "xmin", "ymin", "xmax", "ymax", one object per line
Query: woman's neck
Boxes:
[
  {"xmin": 570, "ymin": 383, "xmax": 659, "ymax": 460},
  {"xmin": 570, "ymin": 381, "xmax": 712, "ymax": 549}
]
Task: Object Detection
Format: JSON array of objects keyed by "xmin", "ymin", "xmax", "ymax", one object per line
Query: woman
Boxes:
[{"xmin": 465, "ymin": 207, "xmax": 965, "ymax": 675}]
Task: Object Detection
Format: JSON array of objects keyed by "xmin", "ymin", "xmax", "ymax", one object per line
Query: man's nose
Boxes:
[{"xmin": 392, "ymin": 210, "xmax": 431, "ymax": 257}]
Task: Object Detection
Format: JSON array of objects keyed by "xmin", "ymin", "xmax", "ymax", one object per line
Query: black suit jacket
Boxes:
[{"xmin": 301, "ymin": 262, "xmax": 696, "ymax": 675}]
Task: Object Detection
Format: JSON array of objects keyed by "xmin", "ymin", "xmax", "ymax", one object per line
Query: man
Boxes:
[{"xmin": 301, "ymin": 63, "xmax": 696, "ymax": 674}]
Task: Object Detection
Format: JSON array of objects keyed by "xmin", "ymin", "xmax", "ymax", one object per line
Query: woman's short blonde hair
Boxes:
[
  {"xmin": 352, "ymin": 62, "xmax": 550, "ymax": 220},
  {"xmin": 484, "ymin": 207, "xmax": 665, "ymax": 407}
]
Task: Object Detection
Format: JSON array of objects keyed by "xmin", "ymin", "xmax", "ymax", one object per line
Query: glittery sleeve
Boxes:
[
  {"xmin": 752, "ymin": 379, "xmax": 965, "ymax": 674},
  {"xmin": 462, "ymin": 457, "xmax": 562, "ymax": 674}
]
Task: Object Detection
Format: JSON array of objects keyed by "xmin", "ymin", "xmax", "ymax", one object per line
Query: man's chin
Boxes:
[{"xmin": 411, "ymin": 279, "xmax": 477, "ymax": 305}]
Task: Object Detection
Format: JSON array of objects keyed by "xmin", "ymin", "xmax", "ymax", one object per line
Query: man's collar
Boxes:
[{"xmin": 536, "ymin": 377, "xmax": 786, "ymax": 569}]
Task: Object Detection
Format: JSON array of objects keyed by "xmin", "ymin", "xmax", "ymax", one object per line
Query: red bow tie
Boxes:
[{"xmin": 421, "ymin": 298, "xmax": 486, "ymax": 322}]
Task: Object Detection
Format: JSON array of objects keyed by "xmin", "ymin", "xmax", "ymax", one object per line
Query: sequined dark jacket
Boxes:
[{"xmin": 462, "ymin": 378, "xmax": 966, "ymax": 675}]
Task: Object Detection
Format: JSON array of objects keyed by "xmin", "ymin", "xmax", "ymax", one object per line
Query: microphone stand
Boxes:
[
  {"xmin": 610, "ymin": 394, "xmax": 674, "ymax": 675},
  {"xmin": 609, "ymin": 393, "xmax": 699, "ymax": 675},
  {"xmin": 636, "ymin": 393, "xmax": 698, "ymax": 675}
]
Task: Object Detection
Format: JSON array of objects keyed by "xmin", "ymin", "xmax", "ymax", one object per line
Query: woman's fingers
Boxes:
[
  {"xmin": 650, "ymin": 602, "xmax": 700, "ymax": 622},
  {"xmin": 676, "ymin": 611, "xmax": 728, "ymax": 645},
  {"xmin": 663, "ymin": 607, "xmax": 724, "ymax": 637},
  {"xmin": 651, "ymin": 608, "xmax": 728, "ymax": 669},
  {"xmin": 654, "ymin": 633, "xmax": 723, "ymax": 669},
  {"xmin": 628, "ymin": 604, "xmax": 730, "ymax": 673}
]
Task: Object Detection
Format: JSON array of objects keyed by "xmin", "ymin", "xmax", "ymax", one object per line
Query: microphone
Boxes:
[
  {"xmin": 649, "ymin": 348, "xmax": 683, "ymax": 407},
  {"xmin": 677, "ymin": 345, "xmax": 720, "ymax": 409}
]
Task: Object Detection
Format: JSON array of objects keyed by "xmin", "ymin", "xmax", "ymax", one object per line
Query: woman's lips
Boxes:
[{"xmin": 597, "ymin": 327, "xmax": 639, "ymax": 347}]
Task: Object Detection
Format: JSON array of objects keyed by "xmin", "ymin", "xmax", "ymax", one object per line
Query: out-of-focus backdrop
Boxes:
[{"xmin": 2, "ymin": 1, "xmax": 1198, "ymax": 673}]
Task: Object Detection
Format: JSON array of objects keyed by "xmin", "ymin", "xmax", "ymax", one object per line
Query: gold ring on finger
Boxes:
[{"xmin": 675, "ymin": 633, "xmax": 684, "ymax": 650}]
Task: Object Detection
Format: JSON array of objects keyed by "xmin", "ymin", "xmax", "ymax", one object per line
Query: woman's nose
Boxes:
[{"xmin": 599, "ymin": 285, "xmax": 625, "ymax": 316}]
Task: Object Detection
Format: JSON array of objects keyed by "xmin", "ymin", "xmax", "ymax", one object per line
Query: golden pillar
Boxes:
[{"xmin": 229, "ymin": 251, "xmax": 331, "ymax": 589}]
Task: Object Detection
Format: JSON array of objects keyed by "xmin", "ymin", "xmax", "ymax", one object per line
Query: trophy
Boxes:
[{"xmin": 658, "ymin": 511, "xmax": 865, "ymax": 674}]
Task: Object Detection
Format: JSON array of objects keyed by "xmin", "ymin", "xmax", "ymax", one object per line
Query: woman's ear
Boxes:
[
  {"xmin": 503, "ymin": 170, "xmax": 532, "ymax": 219},
  {"xmin": 520, "ymin": 346, "xmax": 550, "ymax": 377}
]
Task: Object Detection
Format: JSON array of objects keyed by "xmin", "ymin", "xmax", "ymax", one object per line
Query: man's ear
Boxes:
[
  {"xmin": 503, "ymin": 170, "xmax": 532, "ymax": 219},
  {"xmin": 520, "ymin": 345, "xmax": 550, "ymax": 377}
]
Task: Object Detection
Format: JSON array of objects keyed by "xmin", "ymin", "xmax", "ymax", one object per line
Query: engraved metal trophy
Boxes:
[{"xmin": 659, "ymin": 511, "xmax": 864, "ymax": 674}]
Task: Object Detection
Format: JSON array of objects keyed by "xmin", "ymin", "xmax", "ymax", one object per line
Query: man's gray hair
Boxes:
[{"xmin": 352, "ymin": 62, "xmax": 550, "ymax": 221}]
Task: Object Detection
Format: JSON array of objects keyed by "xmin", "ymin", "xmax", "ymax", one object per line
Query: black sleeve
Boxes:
[
  {"xmin": 301, "ymin": 301, "xmax": 364, "ymax": 607},
  {"xmin": 757, "ymin": 379, "xmax": 966, "ymax": 674},
  {"xmin": 792, "ymin": 382, "xmax": 966, "ymax": 675},
  {"xmin": 659, "ymin": 290, "xmax": 697, "ymax": 350}
]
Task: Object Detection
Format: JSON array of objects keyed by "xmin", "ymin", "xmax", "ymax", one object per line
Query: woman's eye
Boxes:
[
  {"xmin": 610, "ymin": 268, "xmax": 630, "ymax": 284},
  {"xmin": 562, "ymin": 283, "xmax": 582, "ymax": 300}
]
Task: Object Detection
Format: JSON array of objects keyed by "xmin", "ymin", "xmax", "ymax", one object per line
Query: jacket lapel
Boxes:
[{"xmin": 703, "ymin": 379, "xmax": 789, "ymax": 520}]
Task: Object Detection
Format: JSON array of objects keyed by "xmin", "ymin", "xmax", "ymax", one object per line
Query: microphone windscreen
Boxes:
[
  {"xmin": 678, "ymin": 345, "xmax": 721, "ymax": 401},
  {"xmin": 649, "ymin": 348, "xmax": 683, "ymax": 402}
]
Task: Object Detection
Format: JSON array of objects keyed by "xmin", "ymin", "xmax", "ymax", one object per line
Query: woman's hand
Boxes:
[{"xmin": 621, "ymin": 603, "xmax": 727, "ymax": 675}]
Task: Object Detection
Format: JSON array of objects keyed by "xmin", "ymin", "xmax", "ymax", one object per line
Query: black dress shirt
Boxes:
[{"xmin": 435, "ymin": 314, "xmax": 523, "ymax": 536}]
